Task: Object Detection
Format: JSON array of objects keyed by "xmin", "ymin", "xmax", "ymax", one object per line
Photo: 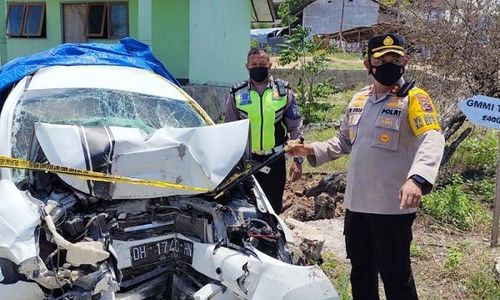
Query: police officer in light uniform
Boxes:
[
  {"xmin": 224, "ymin": 47, "xmax": 303, "ymax": 214},
  {"xmin": 288, "ymin": 34, "xmax": 445, "ymax": 299}
]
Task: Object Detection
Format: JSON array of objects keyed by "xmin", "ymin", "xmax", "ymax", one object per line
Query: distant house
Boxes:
[
  {"xmin": 302, "ymin": 0, "xmax": 399, "ymax": 45},
  {"xmin": 0, "ymin": 0, "xmax": 274, "ymax": 86}
]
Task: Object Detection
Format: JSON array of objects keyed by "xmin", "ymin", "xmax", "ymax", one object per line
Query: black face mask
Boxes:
[
  {"xmin": 249, "ymin": 67, "xmax": 269, "ymax": 82},
  {"xmin": 370, "ymin": 63, "xmax": 405, "ymax": 87}
]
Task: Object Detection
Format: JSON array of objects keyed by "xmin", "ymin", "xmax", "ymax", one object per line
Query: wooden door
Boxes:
[{"xmin": 63, "ymin": 3, "xmax": 87, "ymax": 43}]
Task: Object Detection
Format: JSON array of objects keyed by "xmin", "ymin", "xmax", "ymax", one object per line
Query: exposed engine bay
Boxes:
[{"xmin": 0, "ymin": 122, "xmax": 338, "ymax": 300}]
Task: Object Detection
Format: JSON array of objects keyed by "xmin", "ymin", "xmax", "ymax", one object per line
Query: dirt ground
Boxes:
[{"xmin": 281, "ymin": 172, "xmax": 500, "ymax": 300}]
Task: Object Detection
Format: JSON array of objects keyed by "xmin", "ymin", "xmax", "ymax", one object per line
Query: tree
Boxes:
[
  {"xmin": 279, "ymin": 26, "xmax": 335, "ymax": 124},
  {"xmin": 277, "ymin": 0, "xmax": 304, "ymax": 27},
  {"xmin": 392, "ymin": 0, "xmax": 500, "ymax": 165}
]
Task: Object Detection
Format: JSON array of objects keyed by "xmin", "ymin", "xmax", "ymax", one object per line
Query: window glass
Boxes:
[
  {"xmin": 11, "ymin": 88, "xmax": 207, "ymax": 175},
  {"xmin": 23, "ymin": 4, "xmax": 45, "ymax": 36},
  {"xmin": 87, "ymin": 4, "xmax": 106, "ymax": 36},
  {"xmin": 109, "ymin": 3, "xmax": 128, "ymax": 38},
  {"xmin": 6, "ymin": 4, "xmax": 25, "ymax": 36}
]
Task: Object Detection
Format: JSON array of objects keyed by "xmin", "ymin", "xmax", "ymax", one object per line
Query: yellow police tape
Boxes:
[{"xmin": 0, "ymin": 155, "xmax": 210, "ymax": 193}]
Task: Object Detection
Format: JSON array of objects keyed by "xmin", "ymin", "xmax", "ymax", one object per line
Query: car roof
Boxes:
[{"xmin": 26, "ymin": 65, "xmax": 188, "ymax": 101}]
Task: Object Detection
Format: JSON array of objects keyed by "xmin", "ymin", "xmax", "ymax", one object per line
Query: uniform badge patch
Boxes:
[
  {"xmin": 354, "ymin": 94, "xmax": 368, "ymax": 102},
  {"xmin": 386, "ymin": 97, "xmax": 403, "ymax": 109},
  {"xmin": 413, "ymin": 116, "xmax": 424, "ymax": 129},
  {"xmin": 240, "ymin": 92, "xmax": 251, "ymax": 105},
  {"xmin": 379, "ymin": 133, "xmax": 391, "ymax": 143},
  {"xmin": 382, "ymin": 117, "xmax": 393, "ymax": 126},
  {"xmin": 416, "ymin": 94, "xmax": 433, "ymax": 112}
]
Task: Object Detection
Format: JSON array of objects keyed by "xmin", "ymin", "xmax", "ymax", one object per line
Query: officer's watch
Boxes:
[
  {"xmin": 294, "ymin": 157, "xmax": 304, "ymax": 165},
  {"xmin": 410, "ymin": 174, "xmax": 427, "ymax": 187}
]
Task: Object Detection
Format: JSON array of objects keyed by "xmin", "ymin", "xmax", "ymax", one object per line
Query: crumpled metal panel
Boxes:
[
  {"xmin": 0, "ymin": 180, "xmax": 41, "ymax": 264},
  {"xmin": 35, "ymin": 120, "xmax": 250, "ymax": 199}
]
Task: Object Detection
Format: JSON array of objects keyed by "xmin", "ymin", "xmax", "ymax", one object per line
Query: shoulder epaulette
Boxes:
[
  {"xmin": 274, "ymin": 78, "xmax": 289, "ymax": 97},
  {"xmin": 230, "ymin": 81, "xmax": 248, "ymax": 94},
  {"xmin": 361, "ymin": 85, "xmax": 373, "ymax": 92}
]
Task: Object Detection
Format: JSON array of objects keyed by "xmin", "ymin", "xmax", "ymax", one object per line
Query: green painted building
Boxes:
[{"xmin": 0, "ymin": 0, "xmax": 274, "ymax": 86}]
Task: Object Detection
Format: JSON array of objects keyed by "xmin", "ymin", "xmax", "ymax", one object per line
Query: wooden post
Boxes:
[
  {"xmin": 491, "ymin": 131, "xmax": 500, "ymax": 247},
  {"xmin": 339, "ymin": 0, "xmax": 345, "ymax": 50}
]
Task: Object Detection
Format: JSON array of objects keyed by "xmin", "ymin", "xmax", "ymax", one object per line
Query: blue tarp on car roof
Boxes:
[{"xmin": 0, "ymin": 37, "xmax": 180, "ymax": 93}]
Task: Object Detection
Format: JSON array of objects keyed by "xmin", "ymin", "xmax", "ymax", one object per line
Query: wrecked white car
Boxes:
[{"xmin": 0, "ymin": 39, "xmax": 338, "ymax": 300}]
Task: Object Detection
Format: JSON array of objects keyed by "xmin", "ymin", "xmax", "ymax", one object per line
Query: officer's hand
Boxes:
[
  {"xmin": 286, "ymin": 142, "xmax": 315, "ymax": 157},
  {"xmin": 289, "ymin": 162, "xmax": 302, "ymax": 182},
  {"xmin": 399, "ymin": 179, "xmax": 422, "ymax": 210}
]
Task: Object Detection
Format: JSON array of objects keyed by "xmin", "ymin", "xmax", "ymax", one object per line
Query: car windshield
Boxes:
[{"xmin": 11, "ymin": 88, "xmax": 207, "ymax": 181}]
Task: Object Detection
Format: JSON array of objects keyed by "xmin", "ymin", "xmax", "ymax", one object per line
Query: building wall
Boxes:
[
  {"xmin": 151, "ymin": 0, "xmax": 189, "ymax": 80},
  {"xmin": 188, "ymin": 0, "xmax": 250, "ymax": 86},
  {"xmin": 0, "ymin": 1, "xmax": 6, "ymax": 65},
  {"xmin": 3, "ymin": 0, "xmax": 139, "ymax": 62},
  {"xmin": 303, "ymin": 0, "xmax": 379, "ymax": 35}
]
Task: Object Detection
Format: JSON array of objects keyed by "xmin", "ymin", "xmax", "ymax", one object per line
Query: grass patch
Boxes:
[
  {"xmin": 447, "ymin": 129, "xmax": 498, "ymax": 172},
  {"xmin": 270, "ymin": 52, "xmax": 364, "ymax": 70},
  {"xmin": 465, "ymin": 263, "xmax": 500, "ymax": 299},
  {"xmin": 321, "ymin": 252, "xmax": 352, "ymax": 300},
  {"xmin": 327, "ymin": 60, "xmax": 364, "ymax": 70},
  {"xmin": 422, "ymin": 175, "xmax": 489, "ymax": 231},
  {"xmin": 410, "ymin": 242, "xmax": 429, "ymax": 259},
  {"xmin": 463, "ymin": 177, "xmax": 496, "ymax": 203},
  {"xmin": 327, "ymin": 52, "xmax": 364, "ymax": 70},
  {"xmin": 310, "ymin": 88, "xmax": 357, "ymax": 123},
  {"xmin": 302, "ymin": 128, "xmax": 350, "ymax": 173}
]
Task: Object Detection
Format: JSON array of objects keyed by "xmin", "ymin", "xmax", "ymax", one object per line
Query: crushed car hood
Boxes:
[{"xmin": 34, "ymin": 120, "xmax": 249, "ymax": 199}]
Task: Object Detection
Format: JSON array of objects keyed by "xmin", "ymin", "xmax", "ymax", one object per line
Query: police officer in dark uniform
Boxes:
[{"xmin": 224, "ymin": 47, "xmax": 303, "ymax": 213}]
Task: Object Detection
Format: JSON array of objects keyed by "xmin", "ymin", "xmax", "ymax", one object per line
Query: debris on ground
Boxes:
[
  {"xmin": 282, "ymin": 172, "xmax": 346, "ymax": 221},
  {"xmin": 285, "ymin": 217, "xmax": 325, "ymax": 262}
]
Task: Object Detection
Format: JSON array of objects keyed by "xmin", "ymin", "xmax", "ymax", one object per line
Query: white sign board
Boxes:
[{"xmin": 458, "ymin": 95, "xmax": 500, "ymax": 129}]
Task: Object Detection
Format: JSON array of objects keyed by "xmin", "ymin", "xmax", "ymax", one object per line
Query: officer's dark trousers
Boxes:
[
  {"xmin": 344, "ymin": 209, "xmax": 418, "ymax": 300},
  {"xmin": 252, "ymin": 153, "xmax": 286, "ymax": 214}
]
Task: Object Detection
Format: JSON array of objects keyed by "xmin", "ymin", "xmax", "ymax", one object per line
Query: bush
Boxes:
[
  {"xmin": 463, "ymin": 177, "xmax": 495, "ymax": 203},
  {"xmin": 422, "ymin": 175, "xmax": 488, "ymax": 230},
  {"xmin": 279, "ymin": 26, "xmax": 336, "ymax": 124},
  {"xmin": 447, "ymin": 130, "xmax": 498, "ymax": 172},
  {"xmin": 444, "ymin": 245, "xmax": 462, "ymax": 273}
]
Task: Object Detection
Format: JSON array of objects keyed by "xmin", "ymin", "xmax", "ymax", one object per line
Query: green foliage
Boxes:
[
  {"xmin": 251, "ymin": 22, "xmax": 274, "ymax": 29},
  {"xmin": 321, "ymin": 252, "xmax": 352, "ymax": 300},
  {"xmin": 465, "ymin": 265, "xmax": 500, "ymax": 299},
  {"xmin": 277, "ymin": 0, "xmax": 302, "ymax": 27},
  {"xmin": 444, "ymin": 245, "xmax": 462, "ymax": 273},
  {"xmin": 448, "ymin": 130, "xmax": 498, "ymax": 171},
  {"xmin": 410, "ymin": 242, "xmax": 428, "ymax": 259},
  {"xmin": 421, "ymin": 175, "xmax": 489, "ymax": 230},
  {"xmin": 464, "ymin": 177, "xmax": 495, "ymax": 203},
  {"xmin": 279, "ymin": 26, "xmax": 336, "ymax": 124},
  {"xmin": 250, "ymin": 39, "xmax": 260, "ymax": 50}
]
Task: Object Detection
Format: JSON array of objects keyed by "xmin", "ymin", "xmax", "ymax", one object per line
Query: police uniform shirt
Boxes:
[{"xmin": 307, "ymin": 80, "xmax": 445, "ymax": 215}]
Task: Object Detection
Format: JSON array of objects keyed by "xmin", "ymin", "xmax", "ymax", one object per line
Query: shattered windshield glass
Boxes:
[{"xmin": 11, "ymin": 88, "xmax": 207, "ymax": 181}]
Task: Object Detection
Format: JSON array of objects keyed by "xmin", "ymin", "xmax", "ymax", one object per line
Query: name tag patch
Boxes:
[{"xmin": 381, "ymin": 108, "xmax": 402, "ymax": 116}]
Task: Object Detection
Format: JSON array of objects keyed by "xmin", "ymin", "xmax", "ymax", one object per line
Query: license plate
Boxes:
[{"xmin": 130, "ymin": 238, "xmax": 193, "ymax": 268}]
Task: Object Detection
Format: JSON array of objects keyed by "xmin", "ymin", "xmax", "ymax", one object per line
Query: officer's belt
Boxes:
[{"xmin": 253, "ymin": 144, "xmax": 284, "ymax": 156}]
